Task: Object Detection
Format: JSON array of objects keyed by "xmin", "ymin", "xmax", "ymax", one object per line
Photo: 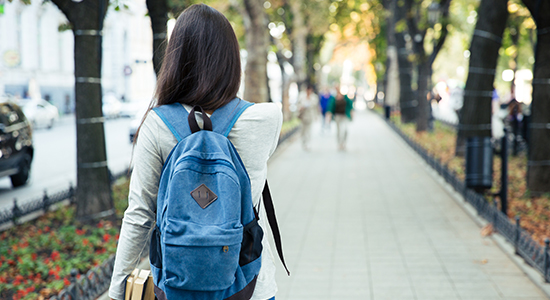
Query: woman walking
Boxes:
[{"xmin": 109, "ymin": 5, "xmax": 282, "ymax": 300}]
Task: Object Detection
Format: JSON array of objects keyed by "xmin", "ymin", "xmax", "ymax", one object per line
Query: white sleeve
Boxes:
[
  {"xmin": 108, "ymin": 112, "xmax": 162, "ymax": 300},
  {"xmin": 228, "ymin": 103, "xmax": 283, "ymax": 207}
]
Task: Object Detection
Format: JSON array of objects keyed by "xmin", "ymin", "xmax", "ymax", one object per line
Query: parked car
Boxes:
[
  {"xmin": 0, "ymin": 98, "xmax": 34, "ymax": 187},
  {"xmin": 19, "ymin": 98, "xmax": 59, "ymax": 129},
  {"xmin": 129, "ymin": 103, "xmax": 150, "ymax": 143},
  {"xmin": 103, "ymin": 93, "xmax": 122, "ymax": 119}
]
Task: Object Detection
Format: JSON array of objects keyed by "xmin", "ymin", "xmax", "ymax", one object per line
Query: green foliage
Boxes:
[{"xmin": 0, "ymin": 179, "xmax": 130, "ymax": 300}]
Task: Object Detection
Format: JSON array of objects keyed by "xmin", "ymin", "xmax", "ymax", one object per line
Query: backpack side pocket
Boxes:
[
  {"xmin": 240, "ymin": 218, "xmax": 263, "ymax": 266},
  {"xmin": 150, "ymin": 226, "xmax": 162, "ymax": 269}
]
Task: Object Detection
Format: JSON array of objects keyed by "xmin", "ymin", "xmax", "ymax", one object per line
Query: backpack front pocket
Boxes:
[{"xmin": 163, "ymin": 220, "xmax": 243, "ymax": 291}]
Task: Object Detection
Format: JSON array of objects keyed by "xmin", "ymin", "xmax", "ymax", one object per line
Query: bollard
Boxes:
[
  {"xmin": 69, "ymin": 268, "xmax": 79, "ymax": 298},
  {"xmin": 69, "ymin": 183, "xmax": 76, "ymax": 205},
  {"xmin": 43, "ymin": 189, "xmax": 50, "ymax": 212},
  {"xmin": 12, "ymin": 198, "xmax": 21, "ymax": 225},
  {"xmin": 493, "ymin": 199, "xmax": 498, "ymax": 227},
  {"xmin": 545, "ymin": 239, "xmax": 550, "ymax": 283},
  {"xmin": 515, "ymin": 216, "xmax": 520, "ymax": 255},
  {"xmin": 384, "ymin": 105, "xmax": 391, "ymax": 119},
  {"xmin": 501, "ymin": 128, "xmax": 508, "ymax": 215}
]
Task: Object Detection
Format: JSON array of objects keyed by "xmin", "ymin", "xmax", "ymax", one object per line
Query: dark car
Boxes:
[{"xmin": 0, "ymin": 99, "xmax": 33, "ymax": 187}]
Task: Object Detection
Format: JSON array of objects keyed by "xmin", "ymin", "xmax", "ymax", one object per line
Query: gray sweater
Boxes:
[{"xmin": 109, "ymin": 102, "xmax": 283, "ymax": 300}]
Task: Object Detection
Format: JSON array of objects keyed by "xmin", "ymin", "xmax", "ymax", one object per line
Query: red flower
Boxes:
[
  {"xmin": 51, "ymin": 250, "xmax": 60, "ymax": 261},
  {"xmin": 55, "ymin": 274, "xmax": 60, "ymax": 280},
  {"xmin": 63, "ymin": 278, "xmax": 70, "ymax": 286},
  {"xmin": 103, "ymin": 233, "xmax": 110, "ymax": 242},
  {"xmin": 97, "ymin": 221, "xmax": 104, "ymax": 228},
  {"xmin": 55, "ymin": 265, "xmax": 61, "ymax": 272},
  {"xmin": 12, "ymin": 245, "xmax": 18, "ymax": 251},
  {"xmin": 7, "ymin": 259, "xmax": 15, "ymax": 265},
  {"xmin": 75, "ymin": 229, "xmax": 85, "ymax": 235},
  {"xmin": 44, "ymin": 226, "xmax": 50, "ymax": 232},
  {"xmin": 26, "ymin": 286, "xmax": 35, "ymax": 293},
  {"xmin": 82, "ymin": 239, "xmax": 90, "ymax": 246},
  {"xmin": 31, "ymin": 253, "xmax": 37, "ymax": 261},
  {"xmin": 115, "ymin": 234, "xmax": 120, "ymax": 240}
]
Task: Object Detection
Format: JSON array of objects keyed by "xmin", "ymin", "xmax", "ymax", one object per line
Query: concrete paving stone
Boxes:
[
  {"xmin": 505, "ymin": 298, "xmax": 550, "ymax": 300},
  {"xmin": 414, "ymin": 287, "xmax": 459, "ymax": 298},
  {"xmin": 372, "ymin": 285, "xmax": 416, "ymax": 298},
  {"xmin": 268, "ymin": 111, "xmax": 549, "ymax": 300}
]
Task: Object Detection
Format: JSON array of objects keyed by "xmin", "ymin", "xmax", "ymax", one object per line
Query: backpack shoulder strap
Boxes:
[
  {"xmin": 153, "ymin": 103, "xmax": 191, "ymax": 142},
  {"xmin": 210, "ymin": 98, "xmax": 254, "ymax": 137},
  {"xmin": 262, "ymin": 181, "xmax": 291, "ymax": 276}
]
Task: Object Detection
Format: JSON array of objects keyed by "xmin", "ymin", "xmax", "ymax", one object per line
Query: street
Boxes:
[{"xmin": 0, "ymin": 115, "xmax": 135, "ymax": 210}]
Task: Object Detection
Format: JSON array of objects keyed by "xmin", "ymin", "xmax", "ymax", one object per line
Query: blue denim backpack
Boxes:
[{"xmin": 149, "ymin": 98, "xmax": 288, "ymax": 300}]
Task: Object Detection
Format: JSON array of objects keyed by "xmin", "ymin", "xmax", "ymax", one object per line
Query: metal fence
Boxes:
[
  {"xmin": 48, "ymin": 257, "xmax": 115, "ymax": 300},
  {"xmin": 0, "ymin": 170, "xmax": 128, "ymax": 228},
  {"xmin": 45, "ymin": 123, "xmax": 302, "ymax": 300},
  {"xmin": 384, "ymin": 118, "xmax": 550, "ymax": 282}
]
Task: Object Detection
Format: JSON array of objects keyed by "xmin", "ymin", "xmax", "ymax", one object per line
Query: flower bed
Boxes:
[
  {"xmin": 389, "ymin": 114, "xmax": 550, "ymax": 245},
  {"xmin": 0, "ymin": 179, "xmax": 130, "ymax": 300}
]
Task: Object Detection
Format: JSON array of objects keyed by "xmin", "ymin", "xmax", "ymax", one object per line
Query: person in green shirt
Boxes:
[{"xmin": 326, "ymin": 86, "xmax": 353, "ymax": 150}]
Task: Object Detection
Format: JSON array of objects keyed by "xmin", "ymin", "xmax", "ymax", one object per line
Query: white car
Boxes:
[
  {"xmin": 19, "ymin": 98, "xmax": 59, "ymax": 129},
  {"xmin": 102, "ymin": 93, "xmax": 122, "ymax": 119}
]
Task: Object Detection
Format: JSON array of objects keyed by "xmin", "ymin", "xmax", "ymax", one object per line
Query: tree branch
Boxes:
[{"xmin": 50, "ymin": 0, "xmax": 76, "ymax": 23}]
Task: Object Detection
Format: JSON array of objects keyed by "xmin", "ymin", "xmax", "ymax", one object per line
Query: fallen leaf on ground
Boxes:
[{"xmin": 481, "ymin": 224, "xmax": 494, "ymax": 237}]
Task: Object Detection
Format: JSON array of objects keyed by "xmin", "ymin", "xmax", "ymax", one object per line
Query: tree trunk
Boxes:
[
  {"xmin": 383, "ymin": 0, "xmax": 399, "ymax": 109},
  {"xmin": 456, "ymin": 0, "xmax": 508, "ymax": 156},
  {"xmin": 522, "ymin": 0, "xmax": 550, "ymax": 194},
  {"xmin": 242, "ymin": 0, "xmax": 269, "ymax": 103},
  {"xmin": 290, "ymin": 1, "xmax": 307, "ymax": 91},
  {"xmin": 146, "ymin": 0, "xmax": 169, "ymax": 77},
  {"xmin": 395, "ymin": 32, "xmax": 415, "ymax": 123},
  {"xmin": 51, "ymin": 0, "xmax": 113, "ymax": 223},
  {"xmin": 416, "ymin": 61, "xmax": 430, "ymax": 132},
  {"xmin": 306, "ymin": 34, "xmax": 323, "ymax": 88}
]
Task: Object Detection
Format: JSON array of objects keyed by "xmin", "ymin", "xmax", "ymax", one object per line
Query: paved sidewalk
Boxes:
[{"xmin": 267, "ymin": 109, "xmax": 548, "ymax": 300}]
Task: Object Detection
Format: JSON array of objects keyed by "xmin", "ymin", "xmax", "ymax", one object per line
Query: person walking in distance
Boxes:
[
  {"xmin": 297, "ymin": 85, "xmax": 319, "ymax": 150},
  {"xmin": 318, "ymin": 86, "xmax": 333, "ymax": 132},
  {"xmin": 108, "ymin": 4, "xmax": 283, "ymax": 300},
  {"xmin": 326, "ymin": 85, "xmax": 353, "ymax": 151}
]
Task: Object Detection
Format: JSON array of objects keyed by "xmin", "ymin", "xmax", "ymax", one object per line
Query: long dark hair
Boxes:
[
  {"xmin": 132, "ymin": 4, "xmax": 241, "ymax": 148},
  {"xmin": 155, "ymin": 4, "xmax": 241, "ymax": 110}
]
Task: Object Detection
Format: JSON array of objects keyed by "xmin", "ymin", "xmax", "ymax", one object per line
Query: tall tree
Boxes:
[
  {"xmin": 456, "ymin": 0, "xmax": 508, "ymax": 155},
  {"xmin": 521, "ymin": 0, "xmax": 550, "ymax": 194},
  {"xmin": 50, "ymin": 0, "xmax": 113, "ymax": 223},
  {"xmin": 289, "ymin": 1, "xmax": 308, "ymax": 90},
  {"xmin": 405, "ymin": 0, "xmax": 451, "ymax": 132},
  {"xmin": 232, "ymin": 0, "xmax": 269, "ymax": 103},
  {"xmin": 393, "ymin": 0, "xmax": 415, "ymax": 123},
  {"xmin": 146, "ymin": 0, "xmax": 169, "ymax": 77}
]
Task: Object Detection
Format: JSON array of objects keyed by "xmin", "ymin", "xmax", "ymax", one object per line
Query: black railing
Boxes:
[
  {"xmin": 384, "ymin": 117, "xmax": 550, "ymax": 283},
  {"xmin": 47, "ymin": 124, "xmax": 302, "ymax": 300},
  {"xmin": 0, "ymin": 170, "xmax": 128, "ymax": 228},
  {"xmin": 49, "ymin": 255, "xmax": 115, "ymax": 300}
]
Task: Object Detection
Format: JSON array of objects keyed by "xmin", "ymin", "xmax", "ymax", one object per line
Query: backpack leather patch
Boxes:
[{"xmin": 191, "ymin": 184, "xmax": 218, "ymax": 209}]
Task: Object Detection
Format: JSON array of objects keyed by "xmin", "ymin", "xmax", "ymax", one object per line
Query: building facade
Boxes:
[{"xmin": 0, "ymin": 0, "xmax": 156, "ymax": 114}]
